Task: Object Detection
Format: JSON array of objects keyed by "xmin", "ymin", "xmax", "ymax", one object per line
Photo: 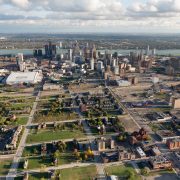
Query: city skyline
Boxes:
[{"xmin": 0, "ymin": 0, "xmax": 180, "ymax": 33}]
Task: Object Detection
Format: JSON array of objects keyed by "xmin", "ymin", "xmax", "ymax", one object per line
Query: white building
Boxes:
[
  {"xmin": 90, "ymin": 58, "xmax": 95, "ymax": 70},
  {"xmin": 6, "ymin": 71, "xmax": 43, "ymax": 85},
  {"xmin": 116, "ymin": 80, "xmax": 131, "ymax": 87},
  {"xmin": 43, "ymin": 83, "xmax": 60, "ymax": 91},
  {"xmin": 97, "ymin": 61, "xmax": 104, "ymax": 72},
  {"xmin": 17, "ymin": 53, "xmax": 24, "ymax": 62},
  {"xmin": 0, "ymin": 69, "xmax": 9, "ymax": 76},
  {"xmin": 136, "ymin": 147, "xmax": 146, "ymax": 158},
  {"xmin": 68, "ymin": 49, "xmax": 73, "ymax": 61},
  {"xmin": 112, "ymin": 59, "xmax": 117, "ymax": 67},
  {"xmin": 114, "ymin": 66, "xmax": 119, "ymax": 75}
]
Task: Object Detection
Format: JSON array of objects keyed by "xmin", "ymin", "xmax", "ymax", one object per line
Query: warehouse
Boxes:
[{"xmin": 6, "ymin": 71, "xmax": 43, "ymax": 85}]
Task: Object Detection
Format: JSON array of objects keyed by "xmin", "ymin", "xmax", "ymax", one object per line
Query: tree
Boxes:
[
  {"xmin": 126, "ymin": 170, "xmax": 135, "ymax": 179},
  {"xmin": 53, "ymin": 150, "xmax": 60, "ymax": 159},
  {"xmin": 33, "ymin": 148, "xmax": 39, "ymax": 155},
  {"xmin": 57, "ymin": 141, "xmax": 67, "ymax": 152},
  {"xmin": 141, "ymin": 167, "xmax": 150, "ymax": 175}
]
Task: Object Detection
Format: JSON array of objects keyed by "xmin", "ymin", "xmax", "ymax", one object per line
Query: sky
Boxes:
[{"xmin": 0, "ymin": 0, "xmax": 180, "ymax": 33}]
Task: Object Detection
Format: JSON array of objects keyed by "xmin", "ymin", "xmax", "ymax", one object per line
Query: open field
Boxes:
[
  {"xmin": 15, "ymin": 172, "xmax": 50, "ymax": 180},
  {"xmin": 68, "ymin": 83, "xmax": 102, "ymax": 94},
  {"xmin": 57, "ymin": 165, "xmax": 97, "ymax": 180},
  {"xmin": 33, "ymin": 112, "xmax": 79, "ymax": 123},
  {"xmin": 26, "ymin": 128, "xmax": 85, "ymax": 144},
  {"xmin": 105, "ymin": 164, "xmax": 141, "ymax": 180},
  {"xmin": 11, "ymin": 116, "xmax": 29, "ymax": 125},
  {"xmin": 118, "ymin": 115, "xmax": 140, "ymax": 133},
  {"xmin": 0, "ymin": 159, "xmax": 12, "ymax": 175},
  {"xmin": 18, "ymin": 153, "xmax": 75, "ymax": 170}
]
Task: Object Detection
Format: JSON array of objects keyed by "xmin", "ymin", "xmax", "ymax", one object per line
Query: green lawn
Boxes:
[
  {"xmin": 0, "ymin": 116, "xmax": 28, "ymax": 126},
  {"xmin": 19, "ymin": 153, "xmax": 75, "ymax": 170},
  {"xmin": 105, "ymin": 164, "xmax": 141, "ymax": 180},
  {"xmin": 12, "ymin": 117, "xmax": 29, "ymax": 125},
  {"xmin": 15, "ymin": 172, "xmax": 50, "ymax": 180},
  {"xmin": 26, "ymin": 129, "xmax": 85, "ymax": 144},
  {"xmin": 9, "ymin": 103, "xmax": 32, "ymax": 111},
  {"xmin": 58, "ymin": 165, "xmax": 97, "ymax": 180},
  {"xmin": 0, "ymin": 159, "xmax": 12, "ymax": 175},
  {"xmin": 22, "ymin": 145, "xmax": 41, "ymax": 157}
]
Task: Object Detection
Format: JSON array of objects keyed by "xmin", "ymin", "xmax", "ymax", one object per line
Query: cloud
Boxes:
[
  {"xmin": 9, "ymin": 0, "xmax": 29, "ymax": 8},
  {"xmin": 0, "ymin": 0, "xmax": 180, "ymax": 33}
]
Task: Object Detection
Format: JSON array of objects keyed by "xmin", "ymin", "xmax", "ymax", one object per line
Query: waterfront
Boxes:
[{"xmin": 0, "ymin": 48, "xmax": 180, "ymax": 56}]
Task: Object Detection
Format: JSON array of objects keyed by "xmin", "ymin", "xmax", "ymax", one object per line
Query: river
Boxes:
[{"xmin": 0, "ymin": 49, "xmax": 180, "ymax": 56}]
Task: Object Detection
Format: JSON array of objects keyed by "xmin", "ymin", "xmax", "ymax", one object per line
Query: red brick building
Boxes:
[{"xmin": 167, "ymin": 138, "xmax": 180, "ymax": 150}]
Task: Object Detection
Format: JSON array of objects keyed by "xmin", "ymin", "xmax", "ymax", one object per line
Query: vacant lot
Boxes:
[
  {"xmin": 19, "ymin": 153, "xmax": 75, "ymax": 170},
  {"xmin": 118, "ymin": 115, "xmax": 140, "ymax": 133},
  {"xmin": 58, "ymin": 165, "xmax": 97, "ymax": 180},
  {"xmin": 0, "ymin": 159, "xmax": 12, "ymax": 175},
  {"xmin": 69, "ymin": 83, "xmax": 102, "ymax": 94},
  {"xmin": 105, "ymin": 164, "xmax": 141, "ymax": 180},
  {"xmin": 26, "ymin": 128, "xmax": 85, "ymax": 144}
]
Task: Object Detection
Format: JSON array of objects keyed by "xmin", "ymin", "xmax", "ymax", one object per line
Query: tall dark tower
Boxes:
[{"xmin": 44, "ymin": 41, "xmax": 56, "ymax": 59}]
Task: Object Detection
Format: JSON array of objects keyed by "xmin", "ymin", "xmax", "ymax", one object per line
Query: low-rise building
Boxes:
[
  {"xmin": 172, "ymin": 98, "xmax": 180, "ymax": 109},
  {"xmin": 151, "ymin": 147, "xmax": 161, "ymax": 156},
  {"xmin": 97, "ymin": 137, "xmax": 115, "ymax": 151},
  {"xmin": 116, "ymin": 80, "xmax": 131, "ymax": 87},
  {"xmin": 156, "ymin": 130, "xmax": 180, "ymax": 143},
  {"xmin": 147, "ymin": 112, "xmax": 171, "ymax": 122},
  {"xmin": 43, "ymin": 83, "xmax": 60, "ymax": 91},
  {"xmin": 167, "ymin": 138, "xmax": 180, "ymax": 150},
  {"xmin": 6, "ymin": 126, "xmax": 22, "ymax": 150},
  {"xmin": 118, "ymin": 150, "xmax": 135, "ymax": 161},
  {"xmin": 136, "ymin": 147, "xmax": 146, "ymax": 158},
  {"xmin": 149, "ymin": 155, "xmax": 172, "ymax": 170}
]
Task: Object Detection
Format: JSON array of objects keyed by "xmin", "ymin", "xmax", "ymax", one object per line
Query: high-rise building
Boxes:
[
  {"xmin": 112, "ymin": 59, "xmax": 117, "ymax": 67},
  {"xmin": 33, "ymin": 49, "xmax": 38, "ymax": 57},
  {"xmin": 34, "ymin": 49, "xmax": 43, "ymax": 57},
  {"xmin": 114, "ymin": 66, "xmax": 119, "ymax": 75},
  {"xmin": 97, "ymin": 61, "xmax": 104, "ymax": 72},
  {"xmin": 90, "ymin": 58, "xmax": 95, "ymax": 70},
  {"xmin": 152, "ymin": 48, "xmax": 156, "ymax": 56},
  {"xmin": 59, "ymin": 42, "xmax": 62, "ymax": 48},
  {"xmin": 146, "ymin": 45, "xmax": 150, "ymax": 55},
  {"xmin": 17, "ymin": 53, "xmax": 25, "ymax": 72},
  {"xmin": 45, "ymin": 41, "xmax": 56, "ymax": 58},
  {"xmin": 38, "ymin": 49, "xmax": 43, "ymax": 57},
  {"xmin": 18, "ymin": 53, "xmax": 24, "ymax": 62},
  {"xmin": 91, "ymin": 44, "xmax": 97, "ymax": 59},
  {"xmin": 68, "ymin": 49, "xmax": 73, "ymax": 61}
]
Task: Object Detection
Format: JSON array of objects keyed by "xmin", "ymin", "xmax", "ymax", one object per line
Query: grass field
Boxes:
[
  {"xmin": 33, "ymin": 112, "xmax": 79, "ymax": 123},
  {"xmin": 0, "ymin": 159, "xmax": 12, "ymax": 175},
  {"xmin": 19, "ymin": 153, "xmax": 75, "ymax": 170},
  {"xmin": 11, "ymin": 116, "xmax": 29, "ymax": 125},
  {"xmin": 15, "ymin": 172, "xmax": 50, "ymax": 180},
  {"xmin": 58, "ymin": 165, "xmax": 97, "ymax": 180},
  {"xmin": 105, "ymin": 164, "xmax": 141, "ymax": 180},
  {"xmin": 26, "ymin": 128, "xmax": 85, "ymax": 144}
]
